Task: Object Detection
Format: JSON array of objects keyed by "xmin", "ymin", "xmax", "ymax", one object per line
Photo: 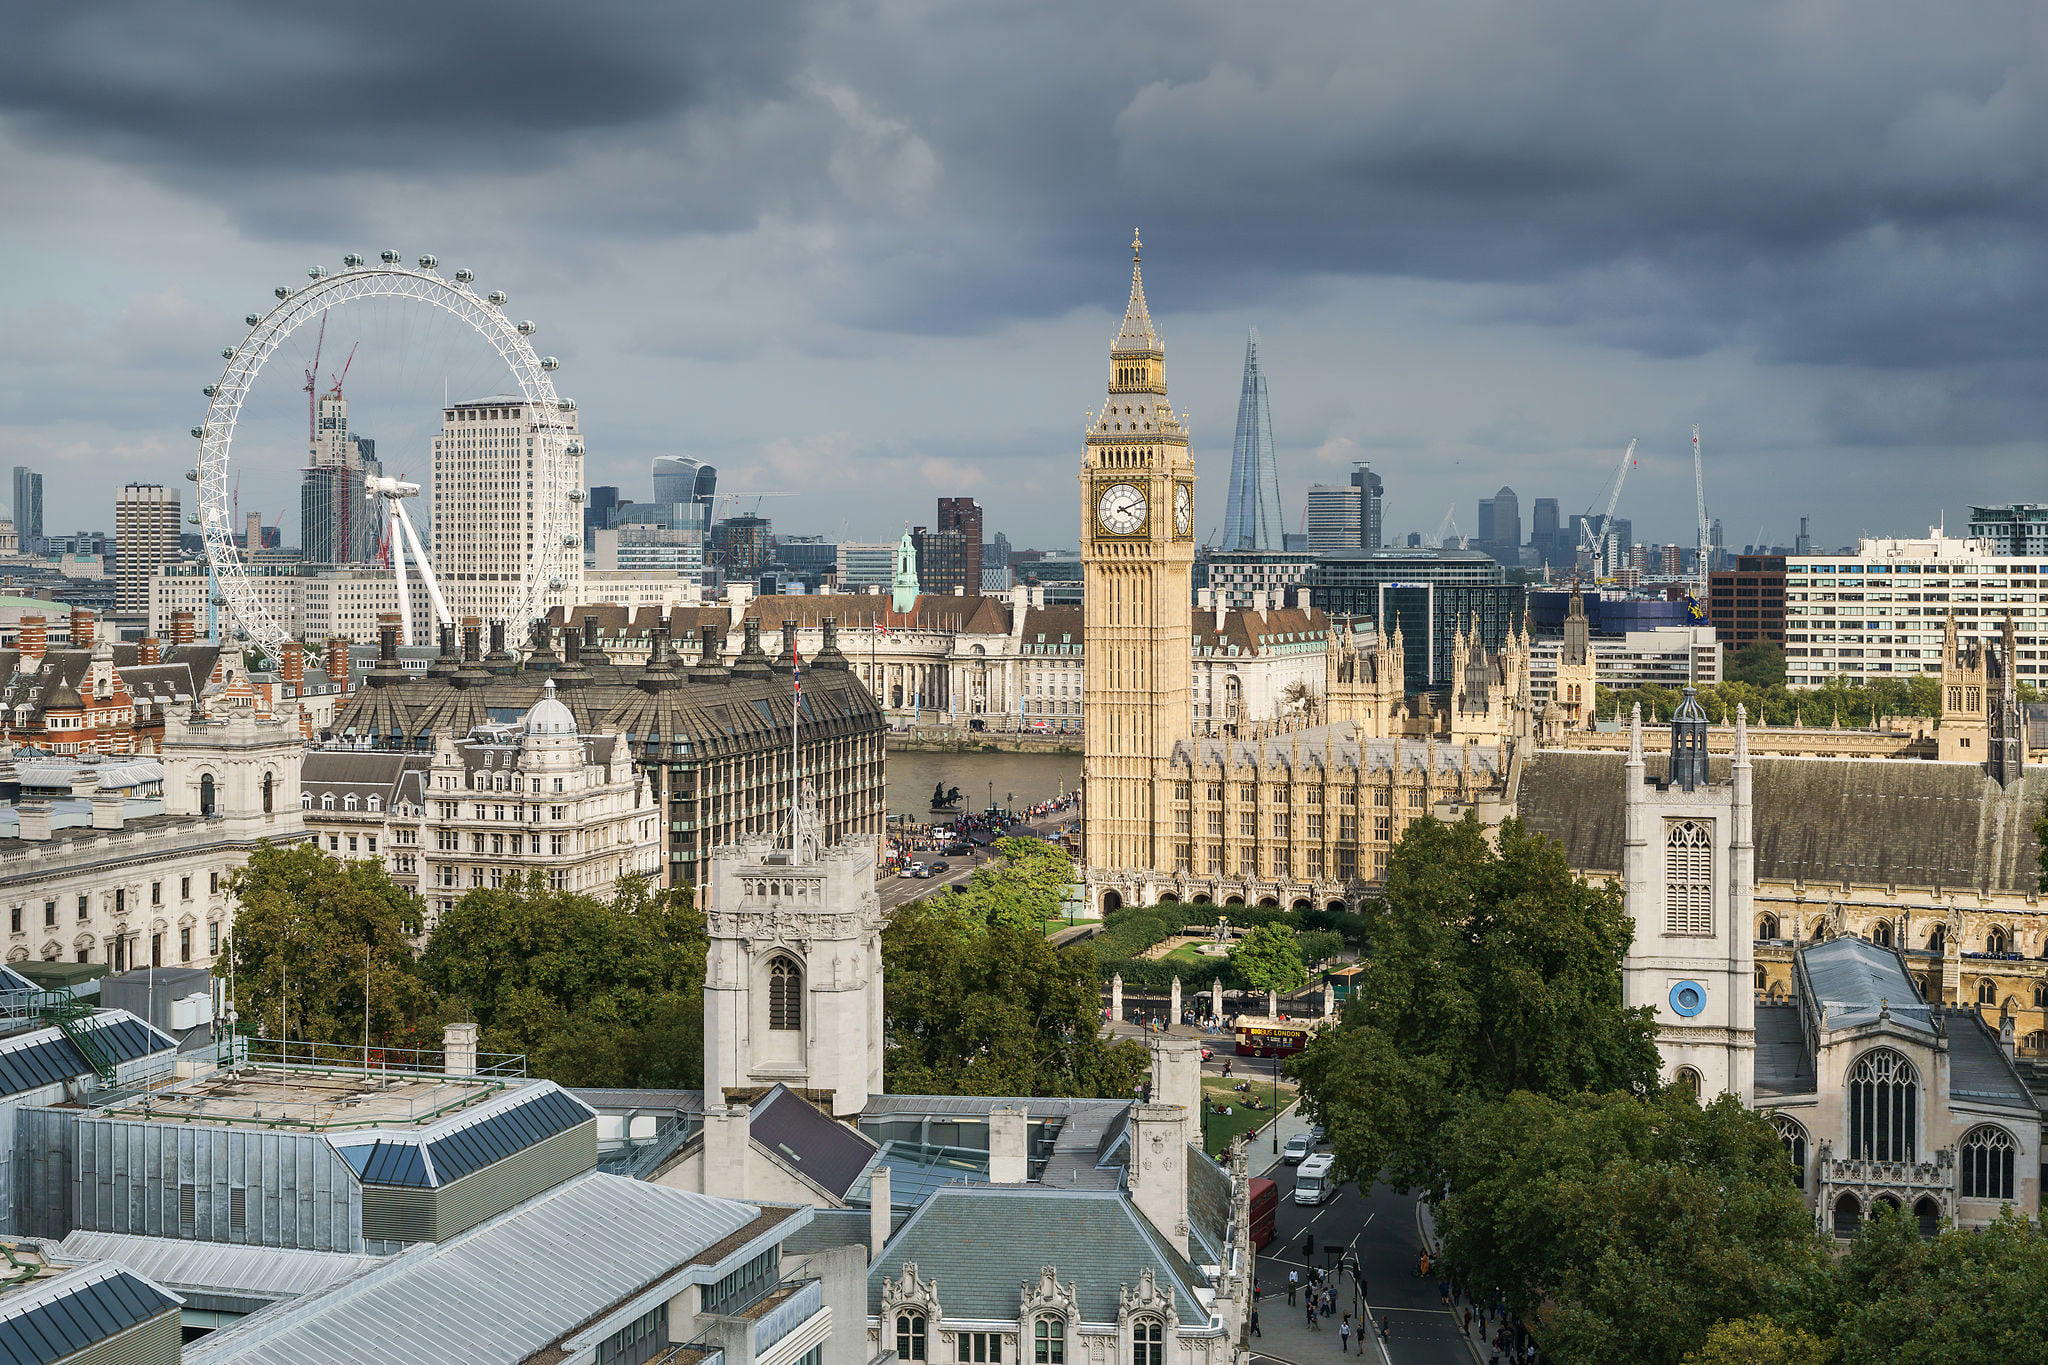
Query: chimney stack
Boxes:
[
  {"xmin": 989, "ymin": 1106, "xmax": 1030, "ymax": 1184},
  {"xmin": 138, "ymin": 637, "xmax": 162, "ymax": 666},
  {"xmin": 18, "ymin": 616, "xmax": 46, "ymax": 662},
  {"xmin": 1126, "ymin": 1103, "xmax": 1191, "ymax": 1255},
  {"xmin": 169, "ymin": 609, "xmax": 197, "ymax": 645},
  {"xmin": 1149, "ymin": 1038, "xmax": 1203, "ymax": 1153},
  {"xmin": 280, "ymin": 641, "xmax": 305, "ymax": 687},
  {"xmin": 443, "ymin": 1021, "xmax": 478, "ymax": 1076},
  {"xmin": 14, "ymin": 801, "xmax": 54, "ymax": 841},
  {"xmin": 870, "ymin": 1165, "xmax": 893, "ymax": 1256},
  {"xmin": 68, "ymin": 608, "xmax": 94, "ymax": 650},
  {"xmin": 323, "ymin": 637, "xmax": 350, "ymax": 688},
  {"xmin": 90, "ymin": 786, "xmax": 126, "ymax": 831}
]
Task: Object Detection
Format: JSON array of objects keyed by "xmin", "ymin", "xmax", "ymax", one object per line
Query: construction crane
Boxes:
[
  {"xmin": 1431, "ymin": 505, "xmax": 1462, "ymax": 549},
  {"xmin": 1577, "ymin": 438, "xmax": 1638, "ymax": 579},
  {"xmin": 1691, "ymin": 424, "xmax": 1711, "ymax": 591},
  {"xmin": 302, "ymin": 314, "xmax": 327, "ymax": 447},
  {"xmin": 708, "ymin": 490, "xmax": 797, "ymax": 519},
  {"xmin": 328, "ymin": 342, "xmax": 358, "ymax": 399}
]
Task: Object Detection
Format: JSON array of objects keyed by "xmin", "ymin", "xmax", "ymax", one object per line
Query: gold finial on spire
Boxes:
[{"xmin": 1132, "ymin": 228, "xmax": 1142, "ymax": 261}]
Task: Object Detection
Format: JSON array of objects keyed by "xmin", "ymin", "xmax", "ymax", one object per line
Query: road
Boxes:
[
  {"xmin": 875, "ymin": 808, "xmax": 1082, "ymax": 911},
  {"xmin": 1251, "ymin": 1126, "xmax": 1474, "ymax": 1365}
]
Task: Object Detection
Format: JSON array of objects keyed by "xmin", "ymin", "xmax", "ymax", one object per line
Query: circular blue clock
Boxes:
[{"xmin": 1669, "ymin": 981, "xmax": 1707, "ymax": 1017}]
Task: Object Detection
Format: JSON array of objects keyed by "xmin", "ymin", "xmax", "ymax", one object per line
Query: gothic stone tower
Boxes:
[
  {"xmin": 704, "ymin": 797, "xmax": 885, "ymax": 1117},
  {"xmin": 1081, "ymin": 234, "xmax": 1194, "ymax": 905},
  {"xmin": 1622, "ymin": 689, "xmax": 1756, "ymax": 1102}
]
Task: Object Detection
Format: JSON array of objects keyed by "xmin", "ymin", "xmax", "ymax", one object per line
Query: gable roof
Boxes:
[
  {"xmin": 869, "ymin": 1186, "xmax": 1209, "ymax": 1325},
  {"xmin": 749, "ymin": 1085, "xmax": 878, "ymax": 1200}
]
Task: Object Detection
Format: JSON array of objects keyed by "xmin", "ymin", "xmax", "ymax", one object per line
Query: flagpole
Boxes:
[{"xmin": 791, "ymin": 625, "xmax": 802, "ymax": 835}]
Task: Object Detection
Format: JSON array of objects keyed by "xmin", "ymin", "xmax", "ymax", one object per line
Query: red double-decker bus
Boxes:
[
  {"xmin": 1247, "ymin": 1176, "xmax": 1278, "ymax": 1248},
  {"xmin": 1233, "ymin": 1019, "xmax": 1316, "ymax": 1058}
]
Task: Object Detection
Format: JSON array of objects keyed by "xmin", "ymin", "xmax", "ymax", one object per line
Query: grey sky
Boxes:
[{"xmin": 3, "ymin": 1, "xmax": 2042, "ymax": 553}]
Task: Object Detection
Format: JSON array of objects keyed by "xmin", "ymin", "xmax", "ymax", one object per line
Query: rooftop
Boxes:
[{"xmin": 95, "ymin": 1062, "xmax": 517, "ymax": 1134}]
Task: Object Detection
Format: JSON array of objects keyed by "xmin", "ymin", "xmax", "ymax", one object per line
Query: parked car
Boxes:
[{"xmin": 1282, "ymin": 1133, "xmax": 1314, "ymax": 1165}]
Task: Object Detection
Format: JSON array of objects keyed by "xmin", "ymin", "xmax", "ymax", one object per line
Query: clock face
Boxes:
[
  {"xmin": 1174, "ymin": 484, "xmax": 1193, "ymax": 538},
  {"xmin": 1097, "ymin": 482, "xmax": 1148, "ymax": 535}
]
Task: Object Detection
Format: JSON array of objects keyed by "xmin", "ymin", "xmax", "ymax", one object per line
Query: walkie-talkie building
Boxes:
[{"xmin": 1220, "ymin": 329, "xmax": 1284, "ymax": 551}]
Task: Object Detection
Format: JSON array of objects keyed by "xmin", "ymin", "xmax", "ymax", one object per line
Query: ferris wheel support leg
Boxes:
[
  {"xmin": 393, "ymin": 501, "xmax": 454, "ymax": 633},
  {"xmin": 390, "ymin": 511, "xmax": 416, "ymax": 649}
]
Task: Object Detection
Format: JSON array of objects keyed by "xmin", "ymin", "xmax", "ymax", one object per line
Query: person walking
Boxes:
[
  {"xmin": 1378, "ymin": 1315, "xmax": 1391, "ymax": 1345},
  {"xmin": 1249, "ymin": 1309, "xmax": 1260, "ymax": 1339},
  {"xmin": 1417, "ymin": 1250, "xmax": 1430, "ymax": 1278},
  {"xmin": 1286, "ymin": 1270, "xmax": 1298, "ymax": 1306},
  {"xmin": 1338, "ymin": 1316, "xmax": 1352, "ymax": 1355},
  {"xmin": 1305, "ymin": 1301, "xmax": 1317, "ymax": 1331}
]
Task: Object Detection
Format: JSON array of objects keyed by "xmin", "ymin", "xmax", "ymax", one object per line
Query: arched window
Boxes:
[
  {"xmin": 1960, "ymin": 1126, "xmax": 2016, "ymax": 1201},
  {"xmin": 1913, "ymin": 1196, "xmax": 1940, "ymax": 1239},
  {"xmin": 261, "ymin": 771, "xmax": 274, "ymax": 814},
  {"xmin": 2023, "ymin": 1030, "xmax": 2048, "ymax": 1056},
  {"xmin": 2035, "ymin": 982, "xmax": 2048, "ymax": 1008},
  {"xmin": 1672, "ymin": 1067, "xmax": 1702, "ymax": 1100},
  {"xmin": 1870, "ymin": 920, "xmax": 1893, "ymax": 948},
  {"xmin": 1754, "ymin": 966, "xmax": 1767, "ymax": 991},
  {"xmin": 1985, "ymin": 926, "xmax": 2011, "ymax": 955},
  {"xmin": 1756, "ymin": 913, "xmax": 1779, "ymax": 940},
  {"xmin": 1927, "ymin": 925, "xmax": 1946, "ymax": 953},
  {"xmin": 1771, "ymin": 1114, "xmax": 1808, "ymax": 1190},
  {"xmin": 198, "ymin": 773, "xmax": 216, "ymax": 817},
  {"xmin": 895, "ymin": 1312, "xmax": 927, "ymax": 1362},
  {"xmin": 1832, "ymin": 1192, "xmax": 1862, "ymax": 1239},
  {"xmin": 1848, "ymin": 1049, "xmax": 1918, "ymax": 1162},
  {"xmin": 1034, "ymin": 1318, "xmax": 1066, "ymax": 1365},
  {"xmin": 1131, "ymin": 1319, "xmax": 1163, "ymax": 1365},
  {"xmin": 1664, "ymin": 821, "xmax": 1712, "ymax": 934},
  {"xmin": 1976, "ymin": 978, "xmax": 1997, "ymax": 1005},
  {"xmin": 767, "ymin": 956, "xmax": 803, "ymax": 1031}
]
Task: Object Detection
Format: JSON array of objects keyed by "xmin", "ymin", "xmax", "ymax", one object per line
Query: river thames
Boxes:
[{"xmin": 883, "ymin": 748, "xmax": 1082, "ymax": 823}]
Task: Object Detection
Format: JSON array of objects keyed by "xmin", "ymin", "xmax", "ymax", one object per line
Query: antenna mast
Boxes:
[{"xmin": 1691, "ymin": 425, "xmax": 1710, "ymax": 591}]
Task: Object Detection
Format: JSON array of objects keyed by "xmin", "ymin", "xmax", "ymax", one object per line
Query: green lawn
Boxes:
[
  {"xmin": 1161, "ymin": 943, "xmax": 1227, "ymax": 969},
  {"xmin": 1199, "ymin": 1074, "xmax": 1295, "ymax": 1156}
]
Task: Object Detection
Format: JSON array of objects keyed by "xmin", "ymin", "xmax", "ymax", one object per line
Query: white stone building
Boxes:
[
  {"xmin": 0, "ymin": 705, "xmax": 308, "ymax": 972},
  {"xmin": 1528, "ymin": 623, "xmax": 1720, "ymax": 705},
  {"xmin": 301, "ymin": 680, "xmax": 658, "ymax": 920},
  {"xmin": 431, "ymin": 395, "xmax": 584, "ymax": 625}
]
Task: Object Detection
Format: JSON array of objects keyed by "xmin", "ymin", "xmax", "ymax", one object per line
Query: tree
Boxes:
[
  {"xmin": 1681, "ymin": 1317, "xmax": 1830, "ymax": 1365},
  {"xmin": 1831, "ymin": 1208, "xmax": 2048, "ymax": 1364},
  {"xmin": 883, "ymin": 896, "xmax": 1145, "ymax": 1097},
  {"xmin": 221, "ymin": 842, "xmax": 444, "ymax": 1052},
  {"xmin": 1724, "ymin": 641, "xmax": 1787, "ymax": 689},
  {"xmin": 945, "ymin": 837, "xmax": 1076, "ymax": 933},
  {"xmin": 1435, "ymin": 1089, "xmax": 1828, "ymax": 1365},
  {"xmin": 418, "ymin": 875, "xmax": 707, "ymax": 1088},
  {"xmin": 1230, "ymin": 922, "xmax": 1307, "ymax": 994},
  {"xmin": 1290, "ymin": 814, "xmax": 1658, "ymax": 1191}
]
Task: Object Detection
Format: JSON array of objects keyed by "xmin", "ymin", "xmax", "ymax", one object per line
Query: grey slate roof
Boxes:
[
  {"xmin": 750, "ymin": 1085, "xmax": 878, "ymax": 1200},
  {"xmin": 570, "ymin": 1087, "xmax": 706, "ymax": 1116},
  {"xmin": 184, "ymin": 1173, "xmax": 770, "ymax": 1365},
  {"xmin": 1943, "ymin": 1008, "xmax": 2033, "ymax": 1106},
  {"xmin": 1517, "ymin": 749, "xmax": 2048, "ymax": 892},
  {"xmin": 53, "ymin": 1232, "xmax": 386, "ymax": 1306},
  {"xmin": 1800, "ymin": 938, "xmax": 1934, "ymax": 1036},
  {"xmin": 1172, "ymin": 729, "xmax": 1505, "ymax": 778},
  {"xmin": 1184, "ymin": 1147, "xmax": 1232, "ymax": 1267},
  {"xmin": 1753, "ymin": 1004, "xmax": 1815, "ymax": 1099},
  {"xmin": 781, "ymin": 1207, "xmax": 874, "ymax": 1257},
  {"xmin": 869, "ymin": 1186, "xmax": 1210, "ymax": 1325}
]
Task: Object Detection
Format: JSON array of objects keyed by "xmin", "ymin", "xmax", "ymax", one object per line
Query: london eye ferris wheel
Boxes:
[{"xmin": 191, "ymin": 252, "xmax": 585, "ymax": 659}]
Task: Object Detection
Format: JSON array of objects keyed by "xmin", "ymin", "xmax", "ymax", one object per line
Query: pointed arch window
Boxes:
[
  {"xmin": 1985, "ymin": 926, "xmax": 2011, "ymax": 955},
  {"xmin": 1664, "ymin": 820, "xmax": 1713, "ymax": 935},
  {"xmin": 1771, "ymin": 1114, "xmax": 1808, "ymax": 1190},
  {"xmin": 1130, "ymin": 1319, "xmax": 1163, "ymax": 1365},
  {"xmin": 1848, "ymin": 1049, "xmax": 1918, "ymax": 1162},
  {"xmin": 1870, "ymin": 920, "xmax": 1893, "ymax": 948},
  {"xmin": 1960, "ymin": 1125, "xmax": 2016, "ymax": 1200},
  {"xmin": 1756, "ymin": 913, "xmax": 1779, "ymax": 940},
  {"xmin": 768, "ymin": 956, "xmax": 803, "ymax": 1031}
]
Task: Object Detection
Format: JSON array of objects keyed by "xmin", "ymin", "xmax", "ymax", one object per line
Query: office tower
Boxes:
[
  {"xmin": 585, "ymin": 485, "xmax": 620, "ymax": 550},
  {"xmin": 708, "ymin": 514, "xmax": 772, "ymax": 575},
  {"xmin": 1220, "ymin": 329, "xmax": 1283, "ymax": 551},
  {"xmin": 1487, "ymin": 486, "xmax": 1520, "ymax": 562},
  {"xmin": 431, "ymin": 395, "xmax": 584, "ymax": 623},
  {"xmin": 1305, "ymin": 483, "xmax": 1363, "ymax": 553},
  {"xmin": 1477, "ymin": 496, "xmax": 1496, "ymax": 548},
  {"xmin": 114, "ymin": 483, "xmax": 180, "ymax": 614},
  {"xmin": 1967, "ymin": 505, "xmax": 2048, "ymax": 556},
  {"xmin": 11, "ymin": 466, "xmax": 43, "ymax": 554},
  {"xmin": 836, "ymin": 542, "xmax": 896, "ymax": 592},
  {"xmin": 1351, "ymin": 462, "xmax": 1383, "ymax": 550},
  {"xmin": 299, "ymin": 389, "xmax": 381, "ymax": 565},
  {"xmin": 651, "ymin": 456, "xmax": 717, "ymax": 526},
  {"xmin": 911, "ymin": 524, "xmax": 970, "ymax": 594},
  {"xmin": 1305, "ymin": 547, "xmax": 1522, "ymax": 691},
  {"xmin": 936, "ymin": 496, "xmax": 984, "ymax": 595},
  {"xmin": 1794, "ymin": 516, "xmax": 1812, "ymax": 555},
  {"xmin": 1531, "ymin": 497, "xmax": 1559, "ymax": 558}
]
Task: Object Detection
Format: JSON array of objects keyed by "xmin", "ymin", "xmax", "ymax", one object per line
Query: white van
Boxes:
[{"xmin": 1293, "ymin": 1153, "xmax": 1339, "ymax": 1206}]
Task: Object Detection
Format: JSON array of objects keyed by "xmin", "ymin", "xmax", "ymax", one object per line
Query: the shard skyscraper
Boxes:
[{"xmin": 1220, "ymin": 329, "xmax": 1284, "ymax": 551}]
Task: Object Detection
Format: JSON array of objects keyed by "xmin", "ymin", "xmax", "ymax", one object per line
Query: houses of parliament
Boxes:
[{"xmin": 1076, "ymin": 238, "xmax": 2047, "ymax": 1065}]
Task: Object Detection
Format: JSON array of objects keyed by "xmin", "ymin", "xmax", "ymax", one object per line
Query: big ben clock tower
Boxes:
[{"xmin": 1081, "ymin": 232, "xmax": 1195, "ymax": 900}]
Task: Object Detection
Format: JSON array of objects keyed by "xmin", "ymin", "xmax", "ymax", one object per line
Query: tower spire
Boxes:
[
  {"xmin": 1221, "ymin": 328, "xmax": 1283, "ymax": 552},
  {"xmin": 1114, "ymin": 228, "xmax": 1160, "ymax": 356}
]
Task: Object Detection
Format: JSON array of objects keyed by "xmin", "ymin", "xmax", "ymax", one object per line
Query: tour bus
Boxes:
[{"xmin": 1293, "ymin": 1153, "xmax": 1340, "ymax": 1206}]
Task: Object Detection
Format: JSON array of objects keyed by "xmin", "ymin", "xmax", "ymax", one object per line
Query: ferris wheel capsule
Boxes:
[
  {"xmin": 486, "ymin": 290, "xmax": 507, "ymax": 306},
  {"xmin": 516, "ymin": 320, "xmax": 536, "ymax": 336},
  {"xmin": 245, "ymin": 314, "xmax": 261, "ymax": 326},
  {"xmin": 380, "ymin": 250, "xmax": 401, "ymax": 265},
  {"xmin": 343, "ymin": 253, "xmax": 365, "ymax": 268},
  {"xmin": 221, "ymin": 348, "xmax": 235, "ymax": 359},
  {"xmin": 190, "ymin": 427, "xmax": 205, "ymax": 438},
  {"xmin": 454, "ymin": 268, "xmax": 475, "ymax": 284},
  {"xmin": 540, "ymin": 356, "xmax": 559, "ymax": 371},
  {"xmin": 560, "ymin": 534, "xmax": 578, "ymax": 548},
  {"xmin": 308, "ymin": 266, "xmax": 326, "ymax": 279},
  {"xmin": 274, "ymin": 287, "xmax": 291, "ymax": 299},
  {"xmin": 185, "ymin": 470, "xmax": 199, "ymax": 481},
  {"xmin": 203, "ymin": 385, "xmax": 218, "ymax": 397},
  {"xmin": 568, "ymin": 488, "xmax": 587, "ymax": 502},
  {"xmin": 418, "ymin": 255, "xmax": 438, "ymax": 269},
  {"xmin": 565, "ymin": 440, "xmax": 584, "ymax": 454},
  {"xmin": 557, "ymin": 397, "xmax": 576, "ymax": 412}
]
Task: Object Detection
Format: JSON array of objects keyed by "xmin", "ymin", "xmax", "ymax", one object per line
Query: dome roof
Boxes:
[{"xmin": 523, "ymin": 678, "xmax": 577, "ymax": 737}]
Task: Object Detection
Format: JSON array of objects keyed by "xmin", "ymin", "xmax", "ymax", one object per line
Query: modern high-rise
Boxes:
[
  {"xmin": 1530, "ymin": 496, "xmax": 1562, "ymax": 566},
  {"xmin": 936, "ymin": 496, "xmax": 984, "ymax": 594},
  {"xmin": 113, "ymin": 483, "xmax": 180, "ymax": 614},
  {"xmin": 430, "ymin": 394, "xmax": 584, "ymax": 624},
  {"xmin": 1304, "ymin": 547, "xmax": 1522, "ymax": 691},
  {"xmin": 1305, "ymin": 483, "xmax": 1363, "ymax": 552},
  {"xmin": 584, "ymin": 485, "xmax": 620, "ymax": 551},
  {"xmin": 651, "ymin": 456, "xmax": 717, "ymax": 526},
  {"xmin": 1481, "ymin": 486, "xmax": 1520, "ymax": 563},
  {"xmin": 299, "ymin": 389, "xmax": 381, "ymax": 565},
  {"xmin": 1220, "ymin": 329, "xmax": 1283, "ymax": 551},
  {"xmin": 1351, "ymin": 462, "xmax": 1383, "ymax": 550},
  {"xmin": 1967, "ymin": 505, "xmax": 2048, "ymax": 556},
  {"xmin": 836, "ymin": 542, "xmax": 896, "ymax": 592},
  {"xmin": 910, "ymin": 524, "xmax": 970, "ymax": 595},
  {"xmin": 10, "ymin": 465, "xmax": 43, "ymax": 554},
  {"xmin": 707, "ymin": 514, "xmax": 772, "ymax": 575}
]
